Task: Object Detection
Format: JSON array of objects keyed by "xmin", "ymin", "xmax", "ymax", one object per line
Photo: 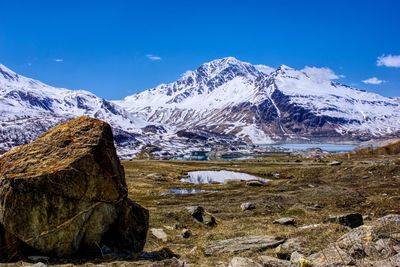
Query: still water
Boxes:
[
  {"xmin": 181, "ymin": 170, "xmax": 270, "ymax": 184},
  {"xmin": 269, "ymin": 143, "xmax": 357, "ymax": 152}
]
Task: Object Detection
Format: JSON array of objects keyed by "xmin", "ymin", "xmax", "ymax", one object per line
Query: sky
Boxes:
[{"xmin": 0, "ymin": 0, "xmax": 399, "ymax": 99}]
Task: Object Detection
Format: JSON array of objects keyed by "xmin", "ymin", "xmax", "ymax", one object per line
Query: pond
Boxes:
[
  {"xmin": 268, "ymin": 143, "xmax": 357, "ymax": 152},
  {"xmin": 181, "ymin": 170, "xmax": 269, "ymax": 184},
  {"xmin": 167, "ymin": 188, "xmax": 218, "ymax": 194}
]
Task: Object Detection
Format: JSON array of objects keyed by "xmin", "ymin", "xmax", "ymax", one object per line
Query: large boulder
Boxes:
[{"xmin": 0, "ymin": 116, "xmax": 149, "ymax": 261}]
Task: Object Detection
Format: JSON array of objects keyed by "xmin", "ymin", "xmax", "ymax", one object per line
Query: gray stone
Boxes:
[
  {"xmin": 205, "ymin": 235, "xmax": 285, "ymax": 256},
  {"xmin": 241, "ymin": 202, "xmax": 256, "ymax": 211},
  {"xmin": 273, "ymin": 217, "xmax": 296, "ymax": 226},
  {"xmin": 275, "ymin": 237, "xmax": 307, "ymax": 260},
  {"xmin": 228, "ymin": 257, "xmax": 262, "ymax": 267},
  {"xmin": 327, "ymin": 213, "xmax": 363, "ymax": 228},
  {"xmin": 289, "ymin": 251, "xmax": 310, "ymax": 266},
  {"xmin": 151, "ymin": 228, "xmax": 168, "ymax": 242},
  {"xmin": 328, "ymin": 161, "xmax": 342, "ymax": 166},
  {"xmin": 308, "ymin": 244, "xmax": 354, "ymax": 266},
  {"xmin": 259, "ymin": 255, "xmax": 290, "ymax": 267},
  {"xmin": 185, "ymin": 206, "xmax": 216, "ymax": 227}
]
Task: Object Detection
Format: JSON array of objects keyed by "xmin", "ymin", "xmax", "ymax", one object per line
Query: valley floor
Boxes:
[
  {"xmin": 123, "ymin": 154, "xmax": 400, "ymax": 266},
  {"xmin": 5, "ymin": 153, "xmax": 400, "ymax": 266}
]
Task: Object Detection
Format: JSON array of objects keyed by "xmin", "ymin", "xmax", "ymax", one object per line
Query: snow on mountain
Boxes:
[
  {"xmin": 0, "ymin": 64, "xmax": 147, "ymax": 155},
  {"xmin": 118, "ymin": 57, "xmax": 400, "ymax": 143},
  {"xmin": 1, "ymin": 57, "xmax": 399, "ymax": 159}
]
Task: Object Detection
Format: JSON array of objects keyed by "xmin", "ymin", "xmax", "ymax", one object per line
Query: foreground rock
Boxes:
[
  {"xmin": 0, "ymin": 116, "xmax": 149, "ymax": 261},
  {"xmin": 204, "ymin": 236, "xmax": 285, "ymax": 256}
]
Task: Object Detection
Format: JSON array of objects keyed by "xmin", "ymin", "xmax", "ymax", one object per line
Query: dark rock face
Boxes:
[{"xmin": 0, "ymin": 116, "xmax": 149, "ymax": 262}]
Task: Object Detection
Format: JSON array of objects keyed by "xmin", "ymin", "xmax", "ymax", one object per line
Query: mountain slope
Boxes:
[
  {"xmin": 118, "ymin": 57, "xmax": 400, "ymax": 143},
  {"xmin": 0, "ymin": 64, "xmax": 146, "ymax": 155}
]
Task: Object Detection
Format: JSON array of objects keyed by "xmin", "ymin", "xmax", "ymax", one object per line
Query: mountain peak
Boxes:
[{"xmin": 0, "ymin": 64, "xmax": 19, "ymax": 82}]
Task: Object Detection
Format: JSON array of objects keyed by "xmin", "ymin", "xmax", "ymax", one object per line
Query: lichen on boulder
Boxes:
[{"xmin": 0, "ymin": 116, "xmax": 149, "ymax": 261}]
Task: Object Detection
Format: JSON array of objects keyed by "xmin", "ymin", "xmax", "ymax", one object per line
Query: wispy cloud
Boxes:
[
  {"xmin": 362, "ymin": 77, "xmax": 385, "ymax": 85},
  {"xmin": 146, "ymin": 54, "xmax": 162, "ymax": 61},
  {"xmin": 377, "ymin": 54, "xmax": 400, "ymax": 67},
  {"xmin": 301, "ymin": 66, "xmax": 341, "ymax": 82},
  {"xmin": 53, "ymin": 58, "xmax": 64, "ymax": 63}
]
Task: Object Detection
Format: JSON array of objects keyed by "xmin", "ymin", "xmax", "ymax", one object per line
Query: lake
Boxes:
[
  {"xmin": 181, "ymin": 170, "xmax": 270, "ymax": 184},
  {"xmin": 268, "ymin": 143, "xmax": 357, "ymax": 152}
]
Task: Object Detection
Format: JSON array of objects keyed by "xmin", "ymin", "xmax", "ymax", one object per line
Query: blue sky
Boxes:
[{"xmin": 1, "ymin": 0, "xmax": 399, "ymax": 99}]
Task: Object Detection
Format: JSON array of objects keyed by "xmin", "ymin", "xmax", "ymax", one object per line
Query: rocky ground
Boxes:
[
  {"xmin": 1, "ymin": 118, "xmax": 399, "ymax": 266},
  {"xmin": 121, "ymin": 153, "xmax": 400, "ymax": 266}
]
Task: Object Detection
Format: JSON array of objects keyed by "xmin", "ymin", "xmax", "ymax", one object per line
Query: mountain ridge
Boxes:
[{"xmin": 1, "ymin": 58, "xmax": 399, "ymax": 158}]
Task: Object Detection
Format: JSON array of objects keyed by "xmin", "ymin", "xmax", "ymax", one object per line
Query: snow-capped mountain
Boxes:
[
  {"xmin": 118, "ymin": 57, "xmax": 400, "ymax": 143},
  {"xmin": 1, "ymin": 58, "xmax": 399, "ymax": 159},
  {"xmin": 0, "ymin": 64, "xmax": 147, "ymax": 155}
]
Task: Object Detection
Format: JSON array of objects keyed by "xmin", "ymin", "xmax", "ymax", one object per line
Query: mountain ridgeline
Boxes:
[{"xmin": 1, "ymin": 57, "xmax": 399, "ymax": 158}]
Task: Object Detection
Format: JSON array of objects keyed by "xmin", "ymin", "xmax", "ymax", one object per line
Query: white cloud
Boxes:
[
  {"xmin": 377, "ymin": 54, "xmax": 400, "ymax": 67},
  {"xmin": 301, "ymin": 66, "xmax": 340, "ymax": 82},
  {"xmin": 362, "ymin": 77, "xmax": 385, "ymax": 85},
  {"xmin": 53, "ymin": 58, "xmax": 64, "ymax": 62},
  {"xmin": 146, "ymin": 54, "xmax": 162, "ymax": 61}
]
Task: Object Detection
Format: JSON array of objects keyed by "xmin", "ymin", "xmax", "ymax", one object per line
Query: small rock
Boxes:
[
  {"xmin": 228, "ymin": 257, "xmax": 262, "ymax": 267},
  {"xmin": 275, "ymin": 237, "xmax": 307, "ymax": 260},
  {"xmin": 327, "ymin": 213, "xmax": 363, "ymax": 228},
  {"xmin": 185, "ymin": 206, "xmax": 216, "ymax": 227},
  {"xmin": 273, "ymin": 217, "xmax": 296, "ymax": 226},
  {"xmin": 290, "ymin": 251, "xmax": 311, "ymax": 267},
  {"xmin": 259, "ymin": 255, "xmax": 290, "ymax": 267},
  {"xmin": 205, "ymin": 235, "xmax": 285, "ymax": 256},
  {"xmin": 298, "ymin": 224, "xmax": 321, "ymax": 230},
  {"xmin": 181, "ymin": 229, "xmax": 191, "ymax": 238},
  {"xmin": 241, "ymin": 202, "xmax": 256, "ymax": 211},
  {"xmin": 151, "ymin": 228, "xmax": 168, "ymax": 242},
  {"xmin": 328, "ymin": 160, "xmax": 342, "ymax": 166},
  {"xmin": 246, "ymin": 180, "xmax": 266, "ymax": 187}
]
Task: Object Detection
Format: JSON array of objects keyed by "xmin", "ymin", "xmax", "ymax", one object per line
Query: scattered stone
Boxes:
[
  {"xmin": 259, "ymin": 255, "xmax": 290, "ymax": 267},
  {"xmin": 308, "ymin": 244, "xmax": 354, "ymax": 266},
  {"xmin": 185, "ymin": 206, "xmax": 216, "ymax": 227},
  {"xmin": 290, "ymin": 251, "xmax": 311, "ymax": 267},
  {"xmin": 273, "ymin": 217, "xmax": 296, "ymax": 226},
  {"xmin": 328, "ymin": 160, "xmax": 342, "ymax": 166},
  {"xmin": 228, "ymin": 257, "xmax": 262, "ymax": 267},
  {"xmin": 327, "ymin": 213, "xmax": 363, "ymax": 228},
  {"xmin": 181, "ymin": 229, "xmax": 191, "ymax": 238},
  {"xmin": 241, "ymin": 202, "xmax": 256, "ymax": 211},
  {"xmin": 204, "ymin": 235, "xmax": 285, "ymax": 256},
  {"xmin": 246, "ymin": 180, "xmax": 266, "ymax": 187},
  {"xmin": 275, "ymin": 237, "xmax": 307, "ymax": 260},
  {"xmin": 151, "ymin": 228, "xmax": 168, "ymax": 242},
  {"xmin": 0, "ymin": 117, "xmax": 149, "ymax": 261},
  {"xmin": 298, "ymin": 224, "xmax": 321, "ymax": 230}
]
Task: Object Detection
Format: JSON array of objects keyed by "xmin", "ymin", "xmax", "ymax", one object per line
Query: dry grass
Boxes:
[{"xmin": 122, "ymin": 154, "xmax": 400, "ymax": 266}]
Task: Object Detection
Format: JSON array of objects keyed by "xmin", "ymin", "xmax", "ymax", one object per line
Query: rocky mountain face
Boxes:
[
  {"xmin": 1, "ymin": 58, "xmax": 400, "ymax": 158},
  {"xmin": 118, "ymin": 57, "xmax": 400, "ymax": 144}
]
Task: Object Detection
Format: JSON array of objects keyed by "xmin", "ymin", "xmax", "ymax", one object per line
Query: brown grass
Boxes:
[{"xmin": 122, "ymin": 153, "xmax": 400, "ymax": 266}]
